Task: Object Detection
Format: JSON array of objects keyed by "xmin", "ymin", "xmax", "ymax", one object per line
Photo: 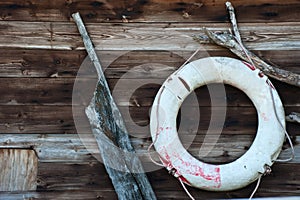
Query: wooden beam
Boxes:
[
  {"xmin": 0, "ymin": 0, "xmax": 299, "ymax": 23},
  {"xmin": 0, "ymin": 149, "xmax": 38, "ymax": 191},
  {"xmin": 0, "ymin": 49, "xmax": 299, "ymax": 78},
  {"xmin": 0, "ymin": 105, "xmax": 298, "ymax": 134},
  {"xmin": 0, "ymin": 21, "xmax": 299, "ymax": 51},
  {"xmin": 0, "ymin": 134, "xmax": 299, "ymax": 164},
  {"xmin": 0, "ymin": 78, "xmax": 298, "ymax": 106},
  {"xmin": 1, "ymin": 162, "xmax": 300, "ymax": 199}
]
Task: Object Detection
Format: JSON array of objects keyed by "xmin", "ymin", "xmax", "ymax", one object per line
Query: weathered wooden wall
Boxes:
[{"xmin": 0, "ymin": 0, "xmax": 299, "ymax": 199}]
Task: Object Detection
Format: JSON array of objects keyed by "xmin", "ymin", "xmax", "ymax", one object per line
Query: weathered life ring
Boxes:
[{"xmin": 150, "ymin": 57, "xmax": 285, "ymax": 191}]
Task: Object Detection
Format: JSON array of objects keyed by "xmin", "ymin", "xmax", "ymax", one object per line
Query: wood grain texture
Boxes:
[
  {"xmin": 0, "ymin": 0, "xmax": 299, "ymax": 23},
  {"xmin": 0, "ymin": 105, "xmax": 299, "ymax": 134},
  {"xmin": 0, "ymin": 149, "xmax": 38, "ymax": 191},
  {"xmin": 0, "ymin": 0, "xmax": 299, "ymax": 198},
  {"xmin": 0, "ymin": 49, "xmax": 299, "ymax": 78},
  {"xmin": 0, "ymin": 190, "xmax": 117, "ymax": 200},
  {"xmin": 0, "ymin": 78, "xmax": 299, "ymax": 106},
  {"xmin": 0, "ymin": 21, "xmax": 299, "ymax": 51},
  {"xmin": 0, "ymin": 188, "xmax": 299, "ymax": 200},
  {"xmin": 0, "ymin": 134, "xmax": 299, "ymax": 164},
  {"xmin": 0, "ymin": 162, "xmax": 296, "ymax": 199}
]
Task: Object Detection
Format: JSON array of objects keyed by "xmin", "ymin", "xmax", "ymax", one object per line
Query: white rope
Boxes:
[
  {"xmin": 234, "ymin": 35, "xmax": 256, "ymax": 68},
  {"xmin": 147, "ymin": 132, "xmax": 165, "ymax": 167},
  {"xmin": 177, "ymin": 48, "xmax": 202, "ymax": 72},
  {"xmin": 147, "ymin": 85, "xmax": 165, "ymax": 168},
  {"xmin": 179, "ymin": 178, "xmax": 195, "ymax": 200},
  {"xmin": 249, "ymin": 174, "xmax": 262, "ymax": 200},
  {"xmin": 268, "ymin": 86, "xmax": 295, "ymax": 162}
]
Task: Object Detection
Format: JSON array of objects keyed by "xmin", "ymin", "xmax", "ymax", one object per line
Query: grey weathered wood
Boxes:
[
  {"xmin": 0, "ymin": 190, "xmax": 117, "ymax": 200},
  {"xmin": 0, "ymin": 21, "xmax": 299, "ymax": 51},
  {"xmin": 286, "ymin": 112, "xmax": 300, "ymax": 124},
  {"xmin": 0, "ymin": 149, "xmax": 38, "ymax": 191},
  {"xmin": 72, "ymin": 12, "xmax": 156, "ymax": 200},
  {"xmin": 226, "ymin": 2, "xmax": 241, "ymax": 43},
  {"xmin": 194, "ymin": 3, "xmax": 300, "ymax": 87},
  {"xmin": 0, "ymin": 134, "xmax": 299, "ymax": 164}
]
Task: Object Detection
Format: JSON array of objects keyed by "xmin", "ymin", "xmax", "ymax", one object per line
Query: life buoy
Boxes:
[{"xmin": 150, "ymin": 57, "xmax": 285, "ymax": 191}]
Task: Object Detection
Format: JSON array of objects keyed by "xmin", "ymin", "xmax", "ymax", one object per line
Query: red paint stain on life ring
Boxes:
[
  {"xmin": 156, "ymin": 126, "xmax": 172, "ymax": 133},
  {"xmin": 156, "ymin": 126, "xmax": 172, "ymax": 138},
  {"xmin": 266, "ymin": 79, "xmax": 275, "ymax": 89},
  {"xmin": 261, "ymin": 113, "xmax": 269, "ymax": 121},
  {"xmin": 242, "ymin": 61, "xmax": 256, "ymax": 71},
  {"xmin": 159, "ymin": 147, "xmax": 221, "ymax": 188},
  {"xmin": 159, "ymin": 150, "xmax": 192, "ymax": 185},
  {"xmin": 173, "ymin": 152, "xmax": 221, "ymax": 187},
  {"xmin": 178, "ymin": 176, "xmax": 191, "ymax": 185}
]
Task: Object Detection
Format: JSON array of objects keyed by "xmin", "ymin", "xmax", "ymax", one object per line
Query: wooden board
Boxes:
[
  {"xmin": 0, "ymin": 0, "xmax": 299, "ymax": 23},
  {"xmin": 0, "ymin": 105, "xmax": 299, "ymax": 134},
  {"xmin": 1, "ymin": 162, "xmax": 299, "ymax": 199},
  {"xmin": 0, "ymin": 134, "xmax": 299, "ymax": 198},
  {"xmin": 0, "ymin": 134, "xmax": 299, "ymax": 164},
  {"xmin": 0, "ymin": 78, "xmax": 298, "ymax": 106},
  {"xmin": 0, "ymin": 49, "xmax": 299, "ymax": 78},
  {"xmin": 0, "ymin": 149, "xmax": 38, "ymax": 191},
  {"xmin": 0, "ymin": 22, "xmax": 299, "ymax": 51}
]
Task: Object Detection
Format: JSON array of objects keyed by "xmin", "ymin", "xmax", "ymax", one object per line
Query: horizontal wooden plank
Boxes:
[
  {"xmin": 0, "ymin": 190, "xmax": 117, "ymax": 200},
  {"xmin": 150, "ymin": 163, "xmax": 300, "ymax": 199},
  {"xmin": 0, "ymin": 0, "xmax": 299, "ymax": 23},
  {"xmin": 0, "ymin": 49, "xmax": 86, "ymax": 77},
  {"xmin": 0, "ymin": 22, "xmax": 299, "ymax": 51},
  {"xmin": 0, "ymin": 162, "xmax": 295, "ymax": 199},
  {"xmin": 0, "ymin": 49, "xmax": 299, "ymax": 78},
  {"xmin": 111, "ymin": 79, "xmax": 300, "ymax": 107},
  {"xmin": 0, "ymin": 134, "xmax": 299, "ymax": 164},
  {"xmin": 0, "ymin": 105, "xmax": 299, "ymax": 134},
  {"xmin": 0, "ymin": 189, "xmax": 299, "ymax": 200},
  {"xmin": 0, "ymin": 78, "xmax": 299, "ymax": 106},
  {"xmin": 0, "ymin": 78, "xmax": 74, "ymax": 105},
  {"xmin": 34, "ymin": 162, "xmax": 300, "ymax": 198},
  {"xmin": 0, "ymin": 105, "xmax": 74, "ymax": 133}
]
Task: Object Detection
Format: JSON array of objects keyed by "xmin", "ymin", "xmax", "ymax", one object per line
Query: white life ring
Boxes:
[{"xmin": 150, "ymin": 57, "xmax": 285, "ymax": 191}]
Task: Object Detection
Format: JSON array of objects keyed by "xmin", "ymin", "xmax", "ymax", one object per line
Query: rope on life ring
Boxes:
[{"xmin": 150, "ymin": 57, "xmax": 286, "ymax": 191}]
